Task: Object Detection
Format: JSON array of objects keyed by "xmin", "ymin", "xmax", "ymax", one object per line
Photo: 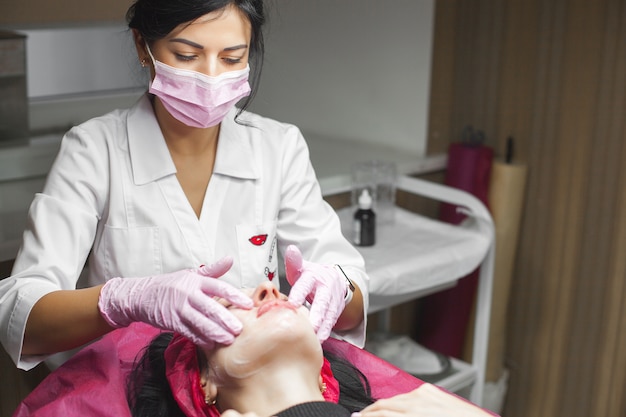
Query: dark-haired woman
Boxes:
[{"xmin": 0, "ymin": 0, "xmax": 367, "ymax": 371}]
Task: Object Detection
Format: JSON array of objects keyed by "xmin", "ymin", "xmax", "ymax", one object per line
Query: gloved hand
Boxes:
[
  {"xmin": 285, "ymin": 245, "xmax": 349, "ymax": 342},
  {"xmin": 98, "ymin": 257, "xmax": 254, "ymax": 349}
]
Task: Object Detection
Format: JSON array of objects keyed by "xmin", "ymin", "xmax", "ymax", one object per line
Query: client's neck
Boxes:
[{"xmin": 216, "ymin": 362, "xmax": 325, "ymax": 417}]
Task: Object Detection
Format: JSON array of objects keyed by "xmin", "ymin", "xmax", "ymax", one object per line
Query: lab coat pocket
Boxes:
[
  {"xmin": 236, "ymin": 221, "xmax": 278, "ymax": 288},
  {"xmin": 103, "ymin": 225, "xmax": 161, "ymax": 278}
]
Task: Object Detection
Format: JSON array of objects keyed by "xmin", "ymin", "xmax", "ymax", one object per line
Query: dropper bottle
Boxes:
[{"xmin": 353, "ymin": 189, "xmax": 376, "ymax": 246}]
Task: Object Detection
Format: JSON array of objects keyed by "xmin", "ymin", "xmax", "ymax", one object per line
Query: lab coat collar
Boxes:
[
  {"xmin": 213, "ymin": 108, "xmax": 259, "ymax": 180},
  {"xmin": 127, "ymin": 94, "xmax": 177, "ymax": 186},
  {"xmin": 127, "ymin": 96, "xmax": 258, "ymax": 185}
]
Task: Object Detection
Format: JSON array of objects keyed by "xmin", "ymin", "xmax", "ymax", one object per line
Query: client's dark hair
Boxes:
[
  {"xmin": 127, "ymin": 333, "xmax": 375, "ymax": 417},
  {"xmin": 127, "ymin": 333, "xmax": 185, "ymax": 417},
  {"xmin": 325, "ymin": 350, "xmax": 375, "ymax": 412}
]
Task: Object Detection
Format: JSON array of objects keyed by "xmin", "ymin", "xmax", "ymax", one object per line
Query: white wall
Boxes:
[
  {"xmin": 15, "ymin": 1, "xmax": 434, "ymax": 154},
  {"xmin": 19, "ymin": 24, "xmax": 143, "ymax": 98},
  {"xmin": 250, "ymin": 0, "xmax": 434, "ymax": 155}
]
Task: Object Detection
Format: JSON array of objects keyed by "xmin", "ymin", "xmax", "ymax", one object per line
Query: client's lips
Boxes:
[{"xmin": 256, "ymin": 299, "xmax": 297, "ymax": 317}]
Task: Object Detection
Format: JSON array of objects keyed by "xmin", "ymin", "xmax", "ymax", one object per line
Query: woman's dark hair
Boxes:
[
  {"xmin": 127, "ymin": 333, "xmax": 185, "ymax": 417},
  {"xmin": 126, "ymin": 0, "xmax": 265, "ymax": 117},
  {"xmin": 127, "ymin": 333, "xmax": 375, "ymax": 417},
  {"xmin": 324, "ymin": 350, "xmax": 375, "ymax": 412}
]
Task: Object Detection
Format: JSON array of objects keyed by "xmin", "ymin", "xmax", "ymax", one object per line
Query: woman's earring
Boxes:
[
  {"xmin": 140, "ymin": 58, "xmax": 147, "ymax": 68},
  {"xmin": 205, "ymin": 397, "xmax": 216, "ymax": 406},
  {"xmin": 321, "ymin": 382, "xmax": 327, "ymax": 394}
]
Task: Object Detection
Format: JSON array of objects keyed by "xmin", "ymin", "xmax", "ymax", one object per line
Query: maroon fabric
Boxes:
[
  {"xmin": 323, "ymin": 338, "xmax": 499, "ymax": 416},
  {"xmin": 13, "ymin": 322, "xmax": 161, "ymax": 417},
  {"xmin": 416, "ymin": 142, "xmax": 493, "ymax": 358},
  {"xmin": 322, "ymin": 338, "xmax": 424, "ymax": 399},
  {"xmin": 439, "ymin": 142, "xmax": 493, "ymax": 223},
  {"xmin": 13, "ymin": 324, "xmax": 425, "ymax": 417}
]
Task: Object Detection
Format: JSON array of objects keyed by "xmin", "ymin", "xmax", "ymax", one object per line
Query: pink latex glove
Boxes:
[
  {"xmin": 98, "ymin": 257, "xmax": 253, "ymax": 349},
  {"xmin": 285, "ymin": 245, "xmax": 349, "ymax": 342}
]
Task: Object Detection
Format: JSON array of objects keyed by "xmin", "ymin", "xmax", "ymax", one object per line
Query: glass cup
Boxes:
[{"xmin": 351, "ymin": 160, "xmax": 397, "ymax": 225}]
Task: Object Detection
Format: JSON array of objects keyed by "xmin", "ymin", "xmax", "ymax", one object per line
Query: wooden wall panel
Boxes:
[
  {"xmin": 425, "ymin": 0, "xmax": 459, "ymax": 155},
  {"xmin": 590, "ymin": 5, "xmax": 626, "ymax": 415},
  {"xmin": 427, "ymin": 0, "xmax": 626, "ymax": 416}
]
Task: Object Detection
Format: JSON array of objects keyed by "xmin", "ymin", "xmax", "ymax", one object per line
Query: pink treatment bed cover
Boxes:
[{"xmin": 13, "ymin": 322, "xmax": 498, "ymax": 416}]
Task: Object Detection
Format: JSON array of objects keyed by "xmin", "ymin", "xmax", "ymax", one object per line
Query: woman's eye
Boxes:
[
  {"xmin": 175, "ymin": 53, "xmax": 196, "ymax": 62},
  {"xmin": 223, "ymin": 57, "xmax": 243, "ymax": 65}
]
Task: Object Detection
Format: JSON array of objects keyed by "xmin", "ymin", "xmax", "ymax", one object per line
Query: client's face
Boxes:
[{"xmin": 204, "ymin": 282, "xmax": 322, "ymax": 382}]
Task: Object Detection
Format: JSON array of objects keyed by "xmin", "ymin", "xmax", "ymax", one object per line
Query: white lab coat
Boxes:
[{"xmin": 0, "ymin": 95, "xmax": 369, "ymax": 370}]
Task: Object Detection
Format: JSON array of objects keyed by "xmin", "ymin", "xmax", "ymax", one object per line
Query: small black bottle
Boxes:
[{"xmin": 353, "ymin": 189, "xmax": 376, "ymax": 246}]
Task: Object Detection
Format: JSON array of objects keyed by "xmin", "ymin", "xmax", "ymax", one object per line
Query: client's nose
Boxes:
[{"xmin": 251, "ymin": 282, "xmax": 281, "ymax": 305}]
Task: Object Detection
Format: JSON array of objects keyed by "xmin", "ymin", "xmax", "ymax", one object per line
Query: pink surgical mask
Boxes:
[{"xmin": 146, "ymin": 46, "xmax": 251, "ymax": 128}]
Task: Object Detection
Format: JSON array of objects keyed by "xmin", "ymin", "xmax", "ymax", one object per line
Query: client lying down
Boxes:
[{"xmin": 128, "ymin": 281, "xmax": 495, "ymax": 417}]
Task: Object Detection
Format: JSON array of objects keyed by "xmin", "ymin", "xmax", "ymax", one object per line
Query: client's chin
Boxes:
[{"xmin": 207, "ymin": 305, "xmax": 322, "ymax": 381}]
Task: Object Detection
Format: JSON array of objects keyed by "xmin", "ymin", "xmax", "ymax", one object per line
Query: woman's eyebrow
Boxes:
[
  {"xmin": 223, "ymin": 44, "xmax": 248, "ymax": 52},
  {"xmin": 169, "ymin": 38, "xmax": 204, "ymax": 49}
]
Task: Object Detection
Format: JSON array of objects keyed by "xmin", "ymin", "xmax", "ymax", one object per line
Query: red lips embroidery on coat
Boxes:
[
  {"xmin": 265, "ymin": 267, "xmax": 276, "ymax": 281},
  {"xmin": 249, "ymin": 234, "xmax": 268, "ymax": 246}
]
